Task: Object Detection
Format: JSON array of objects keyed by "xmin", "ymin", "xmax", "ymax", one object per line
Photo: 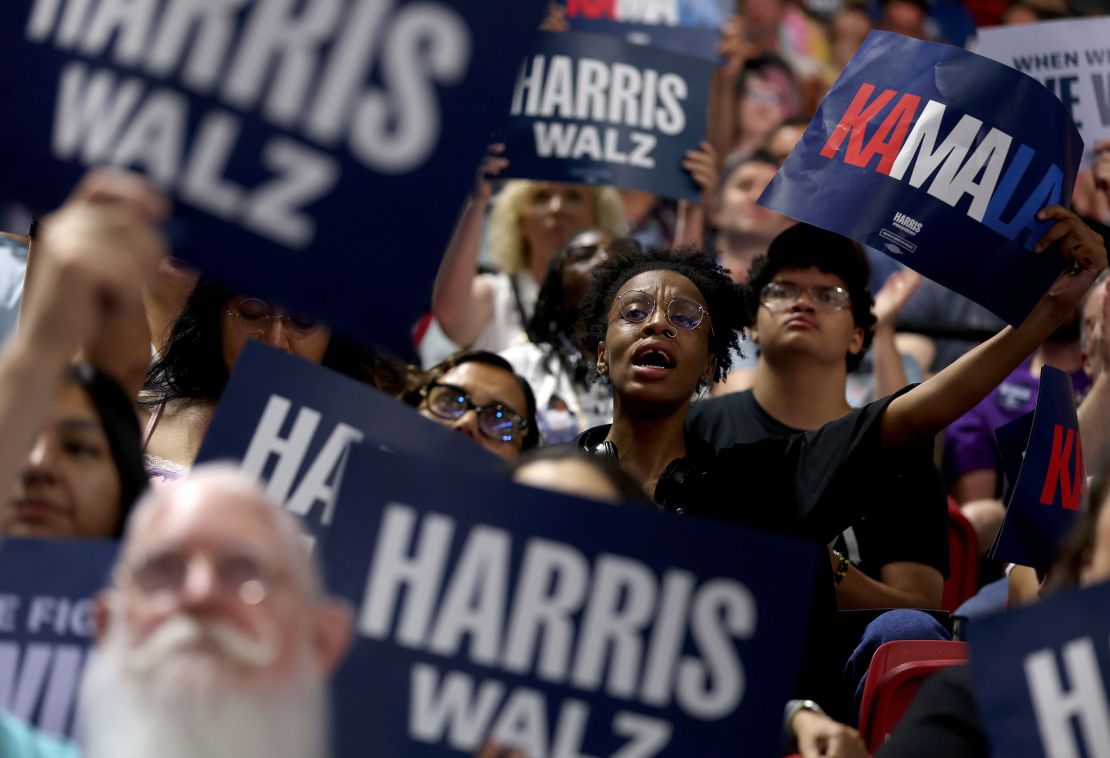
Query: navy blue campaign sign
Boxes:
[
  {"xmin": 991, "ymin": 366, "xmax": 1084, "ymax": 573},
  {"xmin": 0, "ymin": 538, "xmax": 117, "ymax": 739},
  {"xmin": 564, "ymin": 0, "xmax": 732, "ymax": 61},
  {"xmin": 0, "ymin": 0, "xmax": 545, "ymax": 357},
  {"xmin": 968, "ymin": 580, "xmax": 1110, "ymax": 758},
  {"xmin": 195, "ymin": 341, "xmax": 500, "ymax": 546},
  {"xmin": 324, "ymin": 443, "xmax": 817, "ymax": 757},
  {"xmin": 759, "ymin": 31, "xmax": 1084, "ymax": 327},
  {"xmin": 994, "ymin": 409, "xmax": 1036, "ymax": 505},
  {"xmin": 498, "ymin": 31, "xmax": 712, "ymax": 201}
]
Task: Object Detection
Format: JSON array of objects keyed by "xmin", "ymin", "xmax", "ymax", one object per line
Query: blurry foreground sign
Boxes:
[
  {"xmin": 991, "ymin": 366, "xmax": 1084, "ymax": 573},
  {"xmin": 324, "ymin": 444, "xmax": 818, "ymax": 756},
  {"xmin": 0, "ymin": 538, "xmax": 116, "ymax": 739},
  {"xmin": 970, "ymin": 580, "xmax": 1110, "ymax": 758},
  {"xmin": 0, "ymin": 0, "xmax": 545, "ymax": 355},
  {"xmin": 978, "ymin": 17, "xmax": 1110, "ymax": 167},
  {"xmin": 195, "ymin": 342, "xmax": 500, "ymax": 546},
  {"xmin": 760, "ymin": 31, "xmax": 1083, "ymax": 327},
  {"xmin": 498, "ymin": 31, "xmax": 711, "ymax": 201}
]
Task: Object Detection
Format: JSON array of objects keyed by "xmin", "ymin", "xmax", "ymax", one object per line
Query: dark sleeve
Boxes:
[
  {"xmin": 875, "ymin": 665, "xmax": 989, "ymax": 758},
  {"xmin": 849, "ymin": 450, "xmax": 950, "ymax": 579},
  {"xmin": 703, "ymin": 389, "xmax": 908, "ymax": 542}
]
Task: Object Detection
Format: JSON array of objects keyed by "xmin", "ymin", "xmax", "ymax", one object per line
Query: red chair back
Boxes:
[
  {"xmin": 942, "ymin": 498, "xmax": 979, "ymax": 612},
  {"xmin": 858, "ymin": 639, "xmax": 969, "ymax": 752}
]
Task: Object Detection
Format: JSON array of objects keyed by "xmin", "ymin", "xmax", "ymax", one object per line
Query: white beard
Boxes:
[{"xmin": 78, "ymin": 615, "xmax": 331, "ymax": 758}]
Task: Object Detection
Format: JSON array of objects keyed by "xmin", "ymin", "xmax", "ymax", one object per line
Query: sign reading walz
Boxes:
[
  {"xmin": 759, "ymin": 31, "xmax": 1084, "ymax": 328},
  {"xmin": 195, "ymin": 341, "xmax": 502, "ymax": 547},
  {"xmin": 969, "ymin": 580, "xmax": 1110, "ymax": 758},
  {"xmin": 497, "ymin": 31, "xmax": 712, "ymax": 201},
  {"xmin": 0, "ymin": 538, "xmax": 117, "ymax": 739},
  {"xmin": 325, "ymin": 443, "xmax": 818, "ymax": 756},
  {"xmin": 0, "ymin": 0, "xmax": 545, "ymax": 356}
]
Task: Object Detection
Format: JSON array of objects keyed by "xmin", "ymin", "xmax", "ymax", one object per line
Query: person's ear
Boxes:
[
  {"xmin": 93, "ymin": 590, "xmax": 112, "ymax": 642},
  {"xmin": 704, "ymin": 354, "xmax": 717, "ymax": 386},
  {"xmin": 596, "ymin": 340, "xmax": 608, "ymax": 377},
  {"xmin": 848, "ymin": 326, "xmax": 865, "ymax": 357},
  {"xmin": 313, "ymin": 599, "xmax": 354, "ymax": 675},
  {"xmin": 750, "ymin": 327, "xmax": 760, "ymax": 345}
]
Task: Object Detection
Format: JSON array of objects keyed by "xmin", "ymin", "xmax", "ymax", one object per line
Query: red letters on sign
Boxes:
[
  {"xmin": 566, "ymin": 0, "xmax": 614, "ymax": 19},
  {"xmin": 819, "ymin": 84, "xmax": 921, "ymax": 173},
  {"xmin": 1039, "ymin": 424, "xmax": 1084, "ymax": 511},
  {"xmin": 820, "ymin": 83, "xmax": 896, "ymax": 162}
]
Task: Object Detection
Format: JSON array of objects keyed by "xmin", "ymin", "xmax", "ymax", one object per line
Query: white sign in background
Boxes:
[{"xmin": 978, "ymin": 17, "xmax": 1110, "ymax": 166}]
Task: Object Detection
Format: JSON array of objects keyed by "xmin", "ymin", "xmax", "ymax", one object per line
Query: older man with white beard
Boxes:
[{"xmin": 78, "ymin": 465, "xmax": 353, "ymax": 758}]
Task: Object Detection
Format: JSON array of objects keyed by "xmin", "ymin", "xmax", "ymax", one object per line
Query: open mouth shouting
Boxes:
[{"xmin": 631, "ymin": 341, "xmax": 677, "ymax": 379}]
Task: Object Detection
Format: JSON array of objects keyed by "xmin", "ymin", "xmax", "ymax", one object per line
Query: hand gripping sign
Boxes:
[
  {"xmin": 323, "ymin": 443, "xmax": 818, "ymax": 757},
  {"xmin": 969, "ymin": 580, "xmax": 1110, "ymax": 758},
  {"xmin": 497, "ymin": 30, "xmax": 712, "ymax": 201},
  {"xmin": 0, "ymin": 0, "xmax": 545, "ymax": 356},
  {"xmin": 759, "ymin": 31, "xmax": 1084, "ymax": 328}
]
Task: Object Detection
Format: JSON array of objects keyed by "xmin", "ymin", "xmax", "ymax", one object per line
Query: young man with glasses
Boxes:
[{"xmin": 686, "ymin": 224, "xmax": 951, "ymax": 716}]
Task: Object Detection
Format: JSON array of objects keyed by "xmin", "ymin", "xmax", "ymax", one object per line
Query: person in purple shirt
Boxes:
[{"xmin": 943, "ymin": 318, "xmax": 1090, "ymax": 552}]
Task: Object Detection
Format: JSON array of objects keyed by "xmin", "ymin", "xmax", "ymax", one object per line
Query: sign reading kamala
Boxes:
[
  {"xmin": 0, "ymin": 538, "xmax": 117, "ymax": 739},
  {"xmin": 979, "ymin": 17, "xmax": 1110, "ymax": 167},
  {"xmin": 0, "ymin": 0, "xmax": 545, "ymax": 357},
  {"xmin": 991, "ymin": 366, "xmax": 1085, "ymax": 573},
  {"xmin": 195, "ymin": 342, "xmax": 501, "ymax": 547},
  {"xmin": 498, "ymin": 31, "xmax": 711, "ymax": 201},
  {"xmin": 564, "ymin": 0, "xmax": 732, "ymax": 61},
  {"xmin": 969, "ymin": 580, "xmax": 1110, "ymax": 758},
  {"xmin": 324, "ymin": 443, "xmax": 817, "ymax": 757},
  {"xmin": 759, "ymin": 31, "xmax": 1084, "ymax": 327}
]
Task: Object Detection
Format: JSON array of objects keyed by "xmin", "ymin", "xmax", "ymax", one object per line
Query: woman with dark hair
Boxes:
[
  {"xmin": 143, "ymin": 277, "xmax": 408, "ymax": 481},
  {"xmin": 575, "ymin": 214, "xmax": 1104, "ymax": 534},
  {"xmin": 501, "ymin": 230, "xmax": 641, "ymax": 444},
  {"xmin": 1, "ymin": 364, "xmax": 146, "ymax": 539},
  {"xmin": 402, "ymin": 350, "xmax": 538, "ymax": 462}
]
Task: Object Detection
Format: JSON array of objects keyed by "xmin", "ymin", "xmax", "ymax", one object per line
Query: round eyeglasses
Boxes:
[
  {"xmin": 760, "ymin": 281, "xmax": 851, "ymax": 311},
  {"xmin": 114, "ymin": 550, "xmax": 284, "ymax": 606},
  {"xmin": 421, "ymin": 382, "xmax": 528, "ymax": 444},
  {"xmin": 225, "ymin": 297, "xmax": 324, "ymax": 339},
  {"xmin": 616, "ymin": 290, "xmax": 711, "ymax": 333}
]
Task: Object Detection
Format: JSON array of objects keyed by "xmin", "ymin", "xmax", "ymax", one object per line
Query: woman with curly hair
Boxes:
[
  {"xmin": 576, "ymin": 218, "xmax": 1105, "ymax": 536},
  {"xmin": 431, "ymin": 146, "xmax": 626, "ymax": 356}
]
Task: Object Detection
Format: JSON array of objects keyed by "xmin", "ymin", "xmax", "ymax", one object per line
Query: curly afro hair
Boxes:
[
  {"xmin": 747, "ymin": 224, "xmax": 876, "ymax": 372},
  {"xmin": 577, "ymin": 247, "xmax": 752, "ymax": 383}
]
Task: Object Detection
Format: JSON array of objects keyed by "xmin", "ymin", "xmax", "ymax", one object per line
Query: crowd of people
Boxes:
[{"xmin": 3, "ymin": 0, "xmax": 1110, "ymax": 757}]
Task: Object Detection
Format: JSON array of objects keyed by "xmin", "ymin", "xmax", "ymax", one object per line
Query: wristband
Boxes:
[{"xmin": 832, "ymin": 550, "xmax": 850, "ymax": 585}]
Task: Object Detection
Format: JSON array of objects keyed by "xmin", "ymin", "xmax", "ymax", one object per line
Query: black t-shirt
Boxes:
[
  {"xmin": 686, "ymin": 389, "xmax": 949, "ymax": 580},
  {"xmin": 579, "ymin": 389, "xmax": 915, "ymax": 545}
]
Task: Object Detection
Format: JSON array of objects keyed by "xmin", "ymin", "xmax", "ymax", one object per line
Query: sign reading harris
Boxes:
[
  {"xmin": 324, "ymin": 444, "xmax": 817, "ymax": 757},
  {"xmin": 991, "ymin": 366, "xmax": 1085, "ymax": 573},
  {"xmin": 195, "ymin": 342, "xmax": 501, "ymax": 547},
  {"xmin": 978, "ymin": 17, "xmax": 1110, "ymax": 167},
  {"xmin": 759, "ymin": 31, "xmax": 1084, "ymax": 327},
  {"xmin": 0, "ymin": 0, "xmax": 545, "ymax": 356},
  {"xmin": 969, "ymin": 580, "xmax": 1110, "ymax": 758},
  {"xmin": 564, "ymin": 0, "xmax": 731, "ymax": 61},
  {"xmin": 498, "ymin": 30, "xmax": 711, "ymax": 201},
  {"xmin": 0, "ymin": 538, "xmax": 117, "ymax": 739}
]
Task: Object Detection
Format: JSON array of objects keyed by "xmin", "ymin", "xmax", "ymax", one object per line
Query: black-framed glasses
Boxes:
[
  {"xmin": 224, "ymin": 297, "xmax": 324, "ymax": 339},
  {"xmin": 421, "ymin": 382, "xmax": 528, "ymax": 444},
  {"xmin": 760, "ymin": 281, "xmax": 851, "ymax": 311},
  {"xmin": 616, "ymin": 290, "xmax": 711, "ymax": 333}
]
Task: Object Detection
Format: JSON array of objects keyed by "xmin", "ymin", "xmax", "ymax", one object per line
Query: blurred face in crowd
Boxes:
[
  {"xmin": 519, "ymin": 182, "xmax": 599, "ymax": 264},
  {"xmin": 742, "ymin": 0, "xmax": 786, "ymax": 46},
  {"xmin": 83, "ymin": 473, "xmax": 351, "ymax": 758},
  {"xmin": 830, "ymin": 8, "xmax": 872, "ymax": 70},
  {"xmin": 2, "ymin": 382, "xmax": 121, "ymax": 539},
  {"xmin": 754, "ymin": 266, "xmax": 864, "ymax": 368},
  {"xmin": 881, "ymin": 0, "xmax": 927, "ymax": 39},
  {"xmin": 598, "ymin": 270, "xmax": 714, "ymax": 409},
  {"xmin": 560, "ymin": 230, "xmax": 615, "ymax": 311},
  {"xmin": 419, "ymin": 362, "xmax": 531, "ymax": 462},
  {"xmin": 738, "ymin": 70, "xmax": 795, "ymax": 143},
  {"xmin": 514, "ymin": 458, "xmax": 623, "ymax": 503},
  {"xmin": 715, "ymin": 161, "xmax": 790, "ymax": 241},
  {"xmin": 764, "ymin": 123, "xmax": 806, "ymax": 165},
  {"xmin": 220, "ymin": 296, "xmax": 331, "ymax": 370}
]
